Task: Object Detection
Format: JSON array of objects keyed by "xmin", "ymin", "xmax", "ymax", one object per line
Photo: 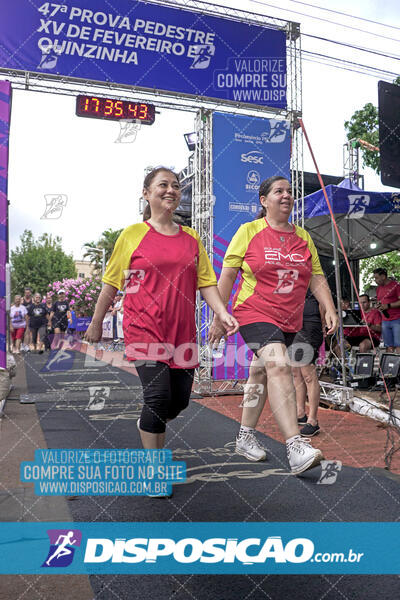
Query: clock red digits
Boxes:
[
  {"xmin": 104, "ymin": 99, "xmax": 114, "ymax": 116},
  {"xmin": 91, "ymin": 97, "xmax": 100, "ymax": 113},
  {"xmin": 114, "ymin": 101, "xmax": 123, "ymax": 117},
  {"xmin": 139, "ymin": 104, "xmax": 148, "ymax": 119},
  {"xmin": 128, "ymin": 103, "xmax": 138, "ymax": 118}
]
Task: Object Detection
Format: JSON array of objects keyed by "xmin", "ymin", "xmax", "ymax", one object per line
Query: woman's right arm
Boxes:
[
  {"xmin": 85, "ymin": 284, "xmax": 118, "ymax": 343},
  {"xmin": 209, "ymin": 267, "xmax": 239, "ymax": 343}
]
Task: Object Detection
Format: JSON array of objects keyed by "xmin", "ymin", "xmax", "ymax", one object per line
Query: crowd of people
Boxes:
[
  {"xmin": 10, "ymin": 287, "xmax": 73, "ymax": 353},
  {"xmin": 335, "ymin": 267, "xmax": 400, "ymax": 356}
]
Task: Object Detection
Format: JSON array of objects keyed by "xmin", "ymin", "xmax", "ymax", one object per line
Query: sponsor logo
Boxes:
[
  {"xmin": 42, "ymin": 529, "xmax": 82, "ymax": 567},
  {"xmin": 41, "ymin": 194, "xmax": 68, "ymax": 219},
  {"xmin": 346, "ymin": 194, "xmax": 370, "ymax": 219},
  {"xmin": 317, "ymin": 461, "xmax": 342, "ymax": 485},
  {"xmin": 260, "ymin": 120, "xmax": 290, "ymax": 144},
  {"xmin": 190, "ymin": 44, "xmax": 215, "ymax": 69},
  {"xmin": 240, "ymin": 150, "xmax": 263, "ymax": 164},
  {"xmin": 115, "ymin": 120, "xmax": 141, "ymax": 144},
  {"xmin": 37, "ymin": 44, "xmax": 61, "ymax": 70},
  {"xmin": 83, "ymin": 536, "xmax": 314, "ymax": 564},
  {"xmin": 86, "ymin": 386, "xmax": 110, "ymax": 411},
  {"xmin": 264, "ymin": 250, "xmax": 305, "ymax": 263},
  {"xmin": 246, "ymin": 169, "xmax": 261, "ymax": 192},
  {"xmin": 391, "ymin": 193, "xmax": 400, "ymax": 211},
  {"xmin": 274, "ymin": 269, "xmax": 299, "ymax": 294},
  {"xmin": 124, "ymin": 269, "xmax": 145, "ymax": 294}
]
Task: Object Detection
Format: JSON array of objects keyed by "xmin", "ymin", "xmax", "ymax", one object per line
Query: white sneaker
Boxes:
[
  {"xmin": 235, "ymin": 431, "xmax": 267, "ymax": 461},
  {"xmin": 286, "ymin": 436, "xmax": 323, "ymax": 475}
]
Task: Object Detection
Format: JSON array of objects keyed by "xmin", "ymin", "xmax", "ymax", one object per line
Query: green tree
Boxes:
[
  {"xmin": 11, "ymin": 230, "xmax": 77, "ymax": 296},
  {"xmin": 344, "ymin": 76, "xmax": 400, "ymax": 174},
  {"xmin": 83, "ymin": 228, "xmax": 123, "ymax": 273},
  {"xmin": 360, "ymin": 250, "xmax": 400, "ymax": 288}
]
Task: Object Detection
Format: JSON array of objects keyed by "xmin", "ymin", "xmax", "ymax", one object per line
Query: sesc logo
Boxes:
[{"xmin": 241, "ymin": 150, "xmax": 264, "ymax": 164}]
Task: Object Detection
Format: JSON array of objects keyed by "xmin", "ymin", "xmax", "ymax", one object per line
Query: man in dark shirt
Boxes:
[{"xmin": 49, "ymin": 290, "xmax": 71, "ymax": 348}]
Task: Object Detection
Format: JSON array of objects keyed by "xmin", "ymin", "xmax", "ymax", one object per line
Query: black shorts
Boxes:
[
  {"xmin": 346, "ymin": 335, "xmax": 380, "ymax": 348},
  {"xmin": 240, "ymin": 321, "xmax": 322, "ymax": 367},
  {"xmin": 240, "ymin": 322, "xmax": 297, "ymax": 355},
  {"xmin": 53, "ymin": 318, "xmax": 68, "ymax": 332},
  {"xmin": 292, "ymin": 321, "xmax": 323, "ymax": 365}
]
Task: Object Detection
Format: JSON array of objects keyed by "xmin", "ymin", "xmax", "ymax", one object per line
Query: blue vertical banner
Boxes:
[
  {"xmin": 212, "ymin": 112, "xmax": 291, "ymax": 380},
  {"xmin": 0, "ymin": 81, "xmax": 11, "ymax": 369}
]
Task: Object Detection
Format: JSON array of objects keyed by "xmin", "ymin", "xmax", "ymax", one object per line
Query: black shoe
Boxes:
[
  {"xmin": 300, "ymin": 422, "xmax": 320, "ymax": 437},
  {"xmin": 297, "ymin": 415, "xmax": 307, "ymax": 425}
]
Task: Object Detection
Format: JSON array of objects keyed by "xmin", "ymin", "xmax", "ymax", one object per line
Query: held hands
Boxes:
[
  {"xmin": 84, "ymin": 320, "xmax": 103, "ymax": 344},
  {"xmin": 324, "ymin": 308, "xmax": 338, "ymax": 335},
  {"xmin": 209, "ymin": 312, "xmax": 239, "ymax": 345}
]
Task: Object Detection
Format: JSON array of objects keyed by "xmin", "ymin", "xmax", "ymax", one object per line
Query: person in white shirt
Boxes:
[{"xmin": 10, "ymin": 295, "xmax": 28, "ymax": 354}]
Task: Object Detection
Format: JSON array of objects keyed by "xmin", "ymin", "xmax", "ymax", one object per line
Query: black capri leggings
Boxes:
[
  {"xmin": 30, "ymin": 326, "xmax": 46, "ymax": 345},
  {"xmin": 135, "ymin": 361, "xmax": 195, "ymax": 434}
]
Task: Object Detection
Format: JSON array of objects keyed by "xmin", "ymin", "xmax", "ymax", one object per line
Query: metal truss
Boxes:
[
  {"xmin": 319, "ymin": 381, "xmax": 354, "ymax": 409},
  {"xmin": 193, "ymin": 108, "xmax": 214, "ymax": 395}
]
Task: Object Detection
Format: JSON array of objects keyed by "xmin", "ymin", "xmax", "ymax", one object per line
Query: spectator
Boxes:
[
  {"xmin": 373, "ymin": 268, "xmax": 400, "ymax": 353},
  {"xmin": 22, "ymin": 287, "xmax": 33, "ymax": 350},
  {"xmin": 343, "ymin": 293, "xmax": 382, "ymax": 352},
  {"xmin": 43, "ymin": 292, "xmax": 54, "ymax": 351},
  {"xmin": 27, "ymin": 293, "xmax": 47, "ymax": 353},
  {"xmin": 49, "ymin": 290, "xmax": 71, "ymax": 347},
  {"xmin": 10, "ymin": 295, "xmax": 28, "ymax": 354},
  {"xmin": 341, "ymin": 297, "xmax": 351, "ymax": 311}
]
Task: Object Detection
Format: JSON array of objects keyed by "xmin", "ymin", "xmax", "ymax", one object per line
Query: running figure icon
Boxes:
[{"xmin": 45, "ymin": 531, "xmax": 77, "ymax": 566}]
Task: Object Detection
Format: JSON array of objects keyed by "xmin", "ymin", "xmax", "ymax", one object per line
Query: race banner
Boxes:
[
  {"xmin": 212, "ymin": 111, "xmax": 291, "ymax": 380},
  {"xmin": 0, "ymin": 0, "xmax": 287, "ymax": 108},
  {"xmin": 0, "ymin": 80, "xmax": 11, "ymax": 369}
]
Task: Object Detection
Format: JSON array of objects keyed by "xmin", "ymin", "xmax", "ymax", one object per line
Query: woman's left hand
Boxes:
[
  {"xmin": 215, "ymin": 310, "xmax": 239, "ymax": 338},
  {"xmin": 324, "ymin": 307, "xmax": 338, "ymax": 335}
]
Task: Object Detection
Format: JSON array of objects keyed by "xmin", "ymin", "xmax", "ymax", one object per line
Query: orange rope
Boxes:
[{"xmin": 299, "ymin": 118, "xmax": 393, "ymax": 406}]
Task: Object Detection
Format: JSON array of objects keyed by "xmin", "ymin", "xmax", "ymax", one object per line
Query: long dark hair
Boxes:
[
  {"xmin": 142, "ymin": 167, "xmax": 180, "ymax": 221},
  {"xmin": 256, "ymin": 175, "xmax": 290, "ymax": 219}
]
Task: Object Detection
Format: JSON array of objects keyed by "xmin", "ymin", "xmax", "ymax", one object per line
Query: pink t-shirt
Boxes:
[{"xmin": 376, "ymin": 280, "xmax": 400, "ymax": 321}]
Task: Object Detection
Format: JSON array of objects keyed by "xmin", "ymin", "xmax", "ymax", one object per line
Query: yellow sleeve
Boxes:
[
  {"xmin": 102, "ymin": 223, "xmax": 149, "ymax": 290},
  {"xmin": 295, "ymin": 226, "xmax": 324, "ymax": 275},
  {"xmin": 182, "ymin": 227, "xmax": 217, "ymax": 288},
  {"xmin": 223, "ymin": 224, "xmax": 248, "ymax": 268}
]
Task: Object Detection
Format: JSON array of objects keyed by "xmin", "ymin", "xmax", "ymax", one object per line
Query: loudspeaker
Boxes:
[
  {"xmin": 374, "ymin": 353, "xmax": 400, "ymax": 389},
  {"xmin": 379, "ymin": 353, "xmax": 400, "ymax": 378},
  {"xmin": 378, "ymin": 81, "xmax": 400, "ymax": 188},
  {"xmin": 355, "ymin": 353, "xmax": 375, "ymax": 376},
  {"xmin": 349, "ymin": 353, "xmax": 375, "ymax": 390}
]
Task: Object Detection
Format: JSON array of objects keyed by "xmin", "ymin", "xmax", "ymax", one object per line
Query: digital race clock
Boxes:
[{"xmin": 75, "ymin": 95, "xmax": 156, "ymax": 124}]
